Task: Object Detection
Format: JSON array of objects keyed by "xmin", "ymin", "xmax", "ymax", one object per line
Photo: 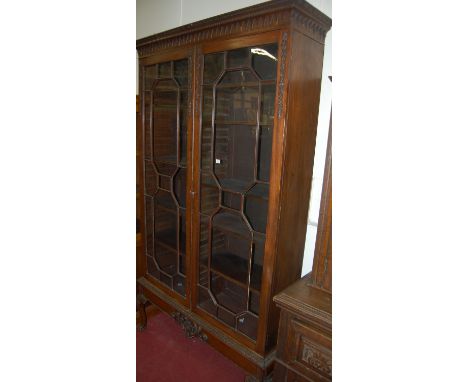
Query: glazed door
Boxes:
[
  {"xmin": 195, "ymin": 38, "xmax": 278, "ymax": 341},
  {"xmin": 141, "ymin": 55, "xmax": 191, "ymax": 301}
]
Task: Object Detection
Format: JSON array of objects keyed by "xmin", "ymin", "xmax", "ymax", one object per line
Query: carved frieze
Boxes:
[{"xmin": 136, "ymin": 1, "xmax": 331, "ymax": 57}]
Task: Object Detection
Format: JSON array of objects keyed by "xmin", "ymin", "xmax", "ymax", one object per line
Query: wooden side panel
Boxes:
[
  {"xmin": 267, "ymin": 30, "xmax": 325, "ymax": 350},
  {"xmin": 311, "ymin": 119, "xmax": 331, "ymax": 291},
  {"xmin": 137, "ymin": 94, "xmax": 145, "ymax": 278}
]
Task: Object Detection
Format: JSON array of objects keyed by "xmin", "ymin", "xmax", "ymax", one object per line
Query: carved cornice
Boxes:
[
  {"xmin": 290, "ymin": 7, "xmax": 329, "ymax": 42},
  {"xmin": 136, "ymin": 0, "xmax": 331, "ymax": 57}
]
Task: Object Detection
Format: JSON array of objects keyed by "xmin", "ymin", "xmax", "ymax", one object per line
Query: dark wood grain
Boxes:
[
  {"xmin": 273, "ymin": 77, "xmax": 332, "ymax": 381},
  {"xmin": 262, "ymin": 28, "xmax": 327, "ymax": 353},
  {"xmin": 136, "ymin": 1, "xmax": 331, "ymax": 379},
  {"xmin": 273, "ymin": 274, "xmax": 332, "ymax": 382},
  {"xmin": 310, "ymin": 114, "xmax": 332, "ymax": 291}
]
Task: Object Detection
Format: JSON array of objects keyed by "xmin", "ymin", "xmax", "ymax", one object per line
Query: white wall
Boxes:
[{"xmin": 136, "ymin": 0, "xmax": 332, "ymax": 276}]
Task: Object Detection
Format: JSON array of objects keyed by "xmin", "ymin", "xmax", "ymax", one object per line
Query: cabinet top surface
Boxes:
[
  {"xmin": 273, "ymin": 272, "xmax": 332, "ymax": 318},
  {"xmin": 136, "ymin": 0, "xmax": 331, "ymax": 55}
]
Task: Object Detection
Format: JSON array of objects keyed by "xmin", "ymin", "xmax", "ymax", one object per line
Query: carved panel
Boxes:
[
  {"xmin": 300, "ymin": 340, "xmax": 332, "ymax": 377},
  {"xmin": 277, "ymin": 32, "xmax": 288, "ymax": 119},
  {"xmin": 284, "ymin": 317, "xmax": 332, "ymax": 381},
  {"xmin": 172, "ymin": 311, "xmax": 208, "ymax": 342}
]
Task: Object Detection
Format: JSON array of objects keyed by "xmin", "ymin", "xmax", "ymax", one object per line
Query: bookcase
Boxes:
[{"xmin": 137, "ymin": 1, "xmax": 331, "ymax": 380}]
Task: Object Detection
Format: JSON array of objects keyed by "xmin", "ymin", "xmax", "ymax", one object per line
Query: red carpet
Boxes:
[{"xmin": 137, "ymin": 312, "xmax": 247, "ymax": 382}]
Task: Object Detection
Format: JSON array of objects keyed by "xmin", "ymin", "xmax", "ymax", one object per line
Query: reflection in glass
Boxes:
[{"xmin": 251, "ymin": 44, "xmax": 278, "ymax": 80}]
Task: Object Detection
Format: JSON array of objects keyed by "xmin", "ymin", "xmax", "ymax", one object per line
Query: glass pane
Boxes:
[
  {"xmin": 180, "ymin": 90, "xmax": 188, "ymax": 166},
  {"xmin": 245, "ymin": 184, "xmax": 269, "ymax": 233},
  {"xmin": 200, "ymin": 171, "xmax": 219, "ymax": 215},
  {"xmin": 154, "ymin": 242, "xmax": 177, "ymax": 276},
  {"xmin": 155, "ymin": 189, "xmax": 176, "ymax": 211},
  {"xmin": 199, "ymin": 215, "xmax": 210, "ymax": 276},
  {"xmin": 251, "ymin": 44, "xmax": 278, "ymax": 80},
  {"xmin": 211, "ymin": 229, "xmax": 251, "ymax": 284},
  {"xmin": 174, "ymin": 168, "xmax": 187, "ymax": 208},
  {"xmin": 216, "ymin": 71, "xmax": 258, "ymax": 123},
  {"xmin": 153, "ymin": 79, "xmax": 178, "ymax": 164},
  {"xmin": 260, "ymin": 84, "xmax": 276, "ymax": 125},
  {"xmin": 203, "ymin": 52, "xmax": 224, "ymax": 84},
  {"xmin": 198, "ymin": 286, "xmax": 216, "ymax": 314},
  {"xmin": 251, "ymin": 235, "xmax": 265, "ymax": 291},
  {"xmin": 158, "ymin": 61, "xmax": 172, "ymax": 78},
  {"xmin": 144, "ymin": 65, "xmax": 158, "ymax": 90},
  {"xmin": 173, "ymin": 274, "xmax": 186, "ymax": 296},
  {"xmin": 227, "ymin": 48, "xmax": 250, "ymax": 68},
  {"xmin": 179, "ymin": 209, "xmax": 187, "ymax": 273},
  {"xmin": 211, "ymin": 274, "xmax": 247, "ymax": 315},
  {"xmin": 145, "ymin": 196, "xmax": 154, "ymax": 258},
  {"xmin": 212, "ymin": 209, "xmax": 251, "ymax": 238},
  {"xmin": 214, "ymin": 124, "xmax": 256, "ymax": 192},
  {"xmin": 237, "ymin": 312, "xmax": 258, "ymax": 340},
  {"xmin": 198, "ymin": 44, "xmax": 277, "ymax": 340},
  {"xmin": 143, "ymin": 91, "xmax": 152, "ymax": 159},
  {"xmin": 218, "ymin": 70, "xmax": 257, "ymax": 85},
  {"xmin": 258, "ymin": 126, "xmax": 273, "ymax": 182},
  {"xmin": 174, "ymin": 59, "xmax": 188, "ymax": 87},
  {"xmin": 159, "ymin": 175, "xmax": 171, "ymax": 191},
  {"xmin": 202, "ymin": 86, "xmax": 213, "ymax": 123},
  {"xmin": 144, "ymin": 161, "xmax": 158, "ymax": 195},
  {"xmin": 201, "ymin": 123, "xmax": 212, "ymax": 171},
  {"xmin": 222, "ymin": 190, "xmax": 242, "ymax": 210},
  {"xmin": 143, "ymin": 58, "xmax": 189, "ymax": 299}
]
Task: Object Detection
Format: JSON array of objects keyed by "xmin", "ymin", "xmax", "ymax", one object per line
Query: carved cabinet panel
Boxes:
[
  {"xmin": 137, "ymin": 1, "xmax": 331, "ymax": 379},
  {"xmin": 273, "ymin": 276, "xmax": 332, "ymax": 382}
]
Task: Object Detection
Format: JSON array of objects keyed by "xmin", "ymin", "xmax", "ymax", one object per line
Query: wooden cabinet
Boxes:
[
  {"xmin": 273, "ymin": 80, "xmax": 332, "ymax": 381},
  {"xmin": 273, "ymin": 274, "xmax": 332, "ymax": 382},
  {"xmin": 136, "ymin": 1, "xmax": 331, "ymax": 380}
]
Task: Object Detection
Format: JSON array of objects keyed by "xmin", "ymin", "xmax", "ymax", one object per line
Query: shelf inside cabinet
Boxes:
[
  {"xmin": 155, "ymin": 155, "xmax": 186, "ymax": 168},
  {"xmin": 215, "ymin": 288, "xmax": 247, "ymax": 314},
  {"xmin": 212, "ymin": 211, "xmax": 251, "ymax": 239},
  {"xmin": 155, "ymin": 228, "xmax": 186, "ymax": 254},
  {"xmin": 211, "ymin": 252, "xmax": 262, "ymax": 292},
  {"xmin": 218, "ymin": 178, "xmax": 253, "ymax": 194}
]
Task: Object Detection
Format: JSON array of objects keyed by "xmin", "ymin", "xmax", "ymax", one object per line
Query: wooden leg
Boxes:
[{"xmin": 137, "ymin": 293, "xmax": 147, "ymax": 331}]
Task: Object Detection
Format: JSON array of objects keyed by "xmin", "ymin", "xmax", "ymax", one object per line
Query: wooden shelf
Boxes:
[
  {"xmin": 203, "ymin": 79, "xmax": 276, "ymax": 88},
  {"xmin": 218, "ymin": 178, "xmax": 253, "ymax": 193},
  {"xmin": 213, "ymin": 212, "xmax": 251, "ymax": 239},
  {"xmin": 155, "ymin": 228, "xmax": 186, "ymax": 254},
  {"xmin": 214, "ymin": 120, "xmax": 257, "ymax": 126},
  {"xmin": 155, "ymin": 155, "xmax": 187, "ymax": 168},
  {"xmin": 201, "ymin": 177, "xmax": 270, "ymax": 200},
  {"xmin": 211, "ymin": 252, "xmax": 262, "ymax": 292}
]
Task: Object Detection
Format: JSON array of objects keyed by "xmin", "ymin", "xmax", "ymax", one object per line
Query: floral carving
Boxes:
[
  {"xmin": 277, "ymin": 32, "xmax": 288, "ymax": 119},
  {"xmin": 172, "ymin": 311, "xmax": 208, "ymax": 341},
  {"xmin": 301, "ymin": 343, "xmax": 332, "ymax": 376}
]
